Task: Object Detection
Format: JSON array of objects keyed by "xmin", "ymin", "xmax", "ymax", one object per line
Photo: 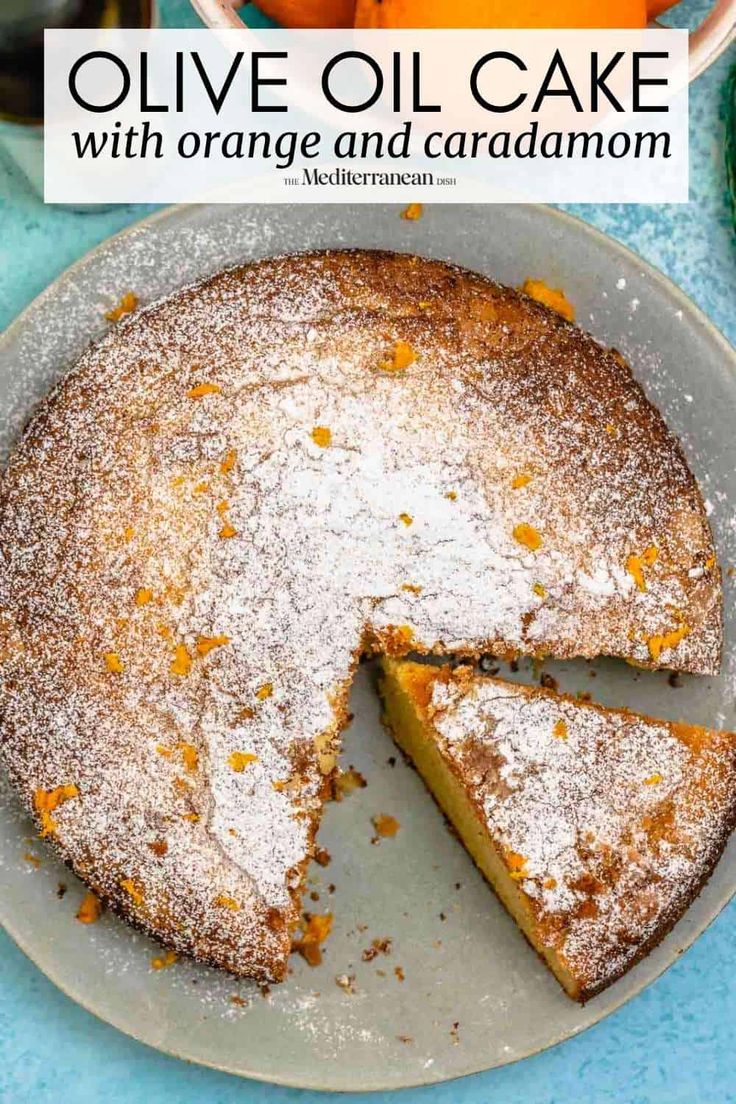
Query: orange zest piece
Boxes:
[
  {"xmin": 311, "ymin": 426, "xmax": 332, "ymax": 448},
  {"xmin": 216, "ymin": 500, "xmax": 237, "ymax": 539},
  {"xmin": 532, "ymin": 582, "xmax": 547, "ymax": 598},
  {"xmin": 123, "ymin": 526, "xmax": 135, "ymax": 543},
  {"xmin": 120, "ymin": 878, "xmax": 145, "ymax": 906},
  {"xmin": 170, "ymin": 643, "xmax": 192, "ymax": 677},
  {"xmin": 401, "ymin": 203, "xmax": 423, "ymax": 221},
  {"xmin": 553, "ymin": 719, "xmax": 568, "ymax": 740},
  {"xmin": 196, "ymin": 634, "xmax": 231, "ymax": 656},
  {"xmin": 194, "ymin": 481, "xmax": 210, "ymax": 495},
  {"xmin": 512, "ymin": 472, "xmax": 533, "ymax": 489},
  {"xmin": 104, "ymin": 652, "xmax": 124, "ymax": 674},
  {"xmin": 506, "ymin": 851, "xmax": 528, "ymax": 880},
  {"xmin": 177, "ymin": 742, "xmax": 199, "ymax": 772},
  {"xmin": 513, "ymin": 523, "xmax": 542, "ymax": 551},
  {"xmin": 627, "ymin": 545, "xmax": 658, "ymax": 592},
  {"xmin": 214, "ymin": 894, "xmax": 241, "ymax": 911},
  {"xmin": 379, "ymin": 340, "xmax": 417, "ymax": 372},
  {"xmin": 256, "ymin": 682, "xmax": 273, "ymax": 701},
  {"xmin": 294, "ymin": 912, "xmax": 333, "ymax": 966},
  {"xmin": 445, "ymin": 490, "xmax": 457, "ymax": 501},
  {"xmin": 521, "ymin": 278, "xmax": 574, "ymax": 322},
  {"xmin": 33, "ymin": 784, "xmax": 80, "ymax": 838},
  {"xmin": 372, "ymin": 813, "xmax": 400, "ymax": 837},
  {"xmin": 398, "ymin": 513, "xmax": 413, "ymax": 527},
  {"xmin": 644, "ymin": 772, "xmax": 663, "ymax": 785},
  {"xmin": 151, "ymin": 949, "xmax": 179, "ymax": 970},
  {"xmin": 229, "ymin": 751, "xmax": 259, "ymax": 773},
  {"xmin": 626, "ymin": 555, "xmax": 645, "ymax": 592},
  {"xmin": 76, "ymin": 891, "xmax": 103, "ymax": 924},
  {"xmin": 135, "ymin": 588, "xmax": 153, "ymax": 607},
  {"xmin": 333, "ymin": 767, "xmax": 367, "ymax": 800},
  {"xmin": 401, "ymin": 583, "xmax": 423, "ymax": 594},
  {"xmin": 187, "ymin": 382, "xmax": 221, "ymax": 399},
  {"xmin": 647, "ymin": 623, "xmax": 691, "ymax": 662},
  {"xmin": 104, "ymin": 291, "xmax": 138, "ymax": 322},
  {"xmin": 220, "ymin": 449, "xmax": 237, "ymax": 475}
]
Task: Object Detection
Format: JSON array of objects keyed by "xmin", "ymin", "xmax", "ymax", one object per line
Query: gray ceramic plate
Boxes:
[{"xmin": 2, "ymin": 205, "xmax": 736, "ymax": 1092}]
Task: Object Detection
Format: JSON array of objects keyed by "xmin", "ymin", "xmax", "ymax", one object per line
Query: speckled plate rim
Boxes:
[{"xmin": 1, "ymin": 202, "xmax": 736, "ymax": 1092}]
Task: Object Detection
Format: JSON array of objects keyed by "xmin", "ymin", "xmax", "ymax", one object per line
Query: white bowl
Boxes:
[{"xmin": 190, "ymin": 0, "xmax": 735, "ymax": 81}]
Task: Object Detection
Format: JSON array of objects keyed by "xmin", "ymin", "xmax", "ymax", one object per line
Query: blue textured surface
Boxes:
[{"xmin": 1, "ymin": 2, "xmax": 735, "ymax": 1101}]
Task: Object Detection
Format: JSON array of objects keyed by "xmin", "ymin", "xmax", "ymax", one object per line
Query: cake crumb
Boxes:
[
  {"xmin": 362, "ymin": 936, "xmax": 392, "ymax": 961},
  {"xmin": 335, "ymin": 973, "xmax": 357, "ymax": 993},
  {"xmin": 372, "ymin": 814, "xmax": 400, "ymax": 838},
  {"xmin": 332, "ymin": 767, "xmax": 366, "ymax": 800},
  {"xmin": 294, "ymin": 913, "xmax": 334, "ymax": 966}
]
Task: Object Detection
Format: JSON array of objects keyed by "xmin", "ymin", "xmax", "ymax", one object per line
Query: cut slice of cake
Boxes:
[{"xmin": 380, "ymin": 658, "xmax": 736, "ymax": 1001}]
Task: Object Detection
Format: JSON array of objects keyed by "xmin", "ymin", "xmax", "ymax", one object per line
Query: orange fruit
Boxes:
[
  {"xmin": 254, "ymin": 0, "xmax": 355, "ymax": 25},
  {"xmin": 354, "ymin": 0, "xmax": 648, "ymax": 27},
  {"xmin": 647, "ymin": 0, "xmax": 679, "ymax": 16}
]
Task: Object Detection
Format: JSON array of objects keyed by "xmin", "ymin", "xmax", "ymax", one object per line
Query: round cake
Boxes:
[{"xmin": 0, "ymin": 250, "xmax": 721, "ymax": 981}]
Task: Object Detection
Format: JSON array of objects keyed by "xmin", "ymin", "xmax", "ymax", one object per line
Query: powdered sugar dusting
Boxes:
[
  {"xmin": 428, "ymin": 671, "xmax": 736, "ymax": 994},
  {"xmin": 0, "ymin": 250, "xmax": 721, "ymax": 980}
]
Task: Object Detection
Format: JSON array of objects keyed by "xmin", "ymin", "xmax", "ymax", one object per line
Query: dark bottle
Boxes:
[{"xmin": 0, "ymin": 0, "xmax": 154, "ymax": 123}]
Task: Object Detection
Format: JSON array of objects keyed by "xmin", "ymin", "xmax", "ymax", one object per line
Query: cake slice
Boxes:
[{"xmin": 380, "ymin": 658, "xmax": 736, "ymax": 1001}]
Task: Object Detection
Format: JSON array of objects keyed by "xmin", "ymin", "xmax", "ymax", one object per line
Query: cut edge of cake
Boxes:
[{"xmin": 378, "ymin": 657, "xmax": 736, "ymax": 1002}]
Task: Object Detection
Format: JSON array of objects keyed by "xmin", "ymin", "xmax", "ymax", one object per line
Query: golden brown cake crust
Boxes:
[
  {"xmin": 0, "ymin": 250, "xmax": 721, "ymax": 979},
  {"xmin": 384, "ymin": 660, "xmax": 736, "ymax": 1001}
]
